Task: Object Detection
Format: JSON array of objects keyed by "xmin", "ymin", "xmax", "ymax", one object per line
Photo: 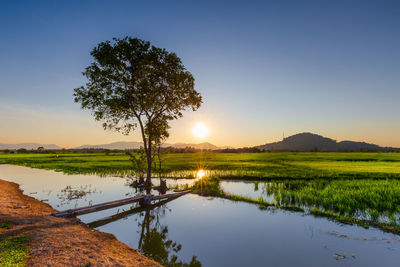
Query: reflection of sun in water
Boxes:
[
  {"xmin": 197, "ymin": 169, "xmax": 205, "ymax": 179},
  {"xmin": 192, "ymin": 122, "xmax": 209, "ymax": 138}
]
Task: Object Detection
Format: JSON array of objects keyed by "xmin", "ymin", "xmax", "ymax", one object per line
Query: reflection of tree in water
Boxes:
[{"xmin": 138, "ymin": 206, "xmax": 201, "ymax": 267}]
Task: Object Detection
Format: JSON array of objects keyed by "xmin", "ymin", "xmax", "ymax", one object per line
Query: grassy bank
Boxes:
[
  {"xmin": 0, "ymin": 234, "xmax": 30, "ymax": 266},
  {"xmin": 1, "ymin": 152, "xmax": 400, "ymax": 179}
]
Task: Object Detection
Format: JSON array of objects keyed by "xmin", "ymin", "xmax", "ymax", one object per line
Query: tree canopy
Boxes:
[{"xmin": 74, "ymin": 37, "xmax": 202, "ymax": 185}]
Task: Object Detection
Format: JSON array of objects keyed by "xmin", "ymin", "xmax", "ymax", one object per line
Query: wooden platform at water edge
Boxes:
[{"xmin": 51, "ymin": 190, "xmax": 191, "ymax": 218}]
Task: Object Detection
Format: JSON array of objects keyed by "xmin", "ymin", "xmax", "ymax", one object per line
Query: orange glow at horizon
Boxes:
[{"xmin": 197, "ymin": 169, "xmax": 205, "ymax": 179}]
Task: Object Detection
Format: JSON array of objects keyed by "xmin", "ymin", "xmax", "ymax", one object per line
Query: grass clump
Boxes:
[
  {"xmin": 0, "ymin": 222, "xmax": 12, "ymax": 229},
  {"xmin": 265, "ymin": 179, "xmax": 400, "ymax": 224},
  {"xmin": 307, "ymin": 208, "xmax": 400, "ymax": 232},
  {"xmin": 280, "ymin": 206, "xmax": 304, "ymax": 212},
  {"xmin": 228, "ymin": 194, "xmax": 274, "ymax": 208},
  {"xmin": 0, "ymin": 235, "xmax": 30, "ymax": 266},
  {"xmin": 191, "ymin": 176, "xmax": 224, "ymax": 196}
]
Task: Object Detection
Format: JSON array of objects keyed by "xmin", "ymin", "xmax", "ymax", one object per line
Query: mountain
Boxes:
[
  {"xmin": 74, "ymin": 141, "xmax": 220, "ymax": 150},
  {"xmin": 74, "ymin": 141, "xmax": 145, "ymax": 150},
  {"xmin": 337, "ymin": 141, "xmax": 382, "ymax": 151},
  {"xmin": 2, "ymin": 134, "xmax": 395, "ymax": 152},
  {"xmin": 0, "ymin": 143, "xmax": 61, "ymax": 150},
  {"xmin": 256, "ymin": 132, "xmax": 398, "ymax": 152},
  {"xmin": 0, "ymin": 141, "xmax": 222, "ymax": 150},
  {"xmin": 169, "ymin": 142, "xmax": 219, "ymax": 150}
]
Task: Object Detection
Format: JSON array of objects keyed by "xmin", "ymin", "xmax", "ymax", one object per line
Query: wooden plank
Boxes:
[
  {"xmin": 150, "ymin": 190, "xmax": 191, "ymax": 201},
  {"xmin": 52, "ymin": 195, "xmax": 146, "ymax": 217},
  {"xmin": 86, "ymin": 197, "xmax": 178, "ymax": 228},
  {"xmin": 51, "ymin": 190, "xmax": 191, "ymax": 218}
]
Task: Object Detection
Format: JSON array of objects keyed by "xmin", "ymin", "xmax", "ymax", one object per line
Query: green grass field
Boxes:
[
  {"xmin": 1, "ymin": 152, "xmax": 400, "ymax": 179},
  {"xmin": 1, "ymin": 152, "xmax": 400, "ymax": 233}
]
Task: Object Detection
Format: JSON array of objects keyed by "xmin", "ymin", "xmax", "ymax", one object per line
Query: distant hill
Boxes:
[
  {"xmin": 170, "ymin": 142, "xmax": 219, "ymax": 150},
  {"xmin": 2, "ymin": 134, "xmax": 396, "ymax": 152},
  {"xmin": 0, "ymin": 143, "xmax": 61, "ymax": 150},
  {"xmin": 74, "ymin": 141, "xmax": 221, "ymax": 150},
  {"xmin": 256, "ymin": 132, "xmax": 398, "ymax": 152},
  {"xmin": 74, "ymin": 141, "xmax": 145, "ymax": 150},
  {"xmin": 0, "ymin": 141, "xmax": 224, "ymax": 151}
]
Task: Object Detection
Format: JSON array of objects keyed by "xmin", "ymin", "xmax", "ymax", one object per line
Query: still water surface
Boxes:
[{"xmin": 1, "ymin": 164, "xmax": 400, "ymax": 266}]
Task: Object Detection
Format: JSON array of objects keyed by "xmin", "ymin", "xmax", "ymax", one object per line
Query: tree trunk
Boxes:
[
  {"xmin": 145, "ymin": 141, "xmax": 152, "ymax": 190},
  {"xmin": 137, "ymin": 117, "xmax": 152, "ymax": 191}
]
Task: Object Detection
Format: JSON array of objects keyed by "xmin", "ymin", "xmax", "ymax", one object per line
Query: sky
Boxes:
[{"xmin": 0, "ymin": 0, "xmax": 399, "ymax": 148}]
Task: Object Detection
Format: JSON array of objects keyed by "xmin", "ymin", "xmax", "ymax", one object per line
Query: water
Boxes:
[
  {"xmin": 1, "ymin": 164, "xmax": 400, "ymax": 266},
  {"xmin": 221, "ymin": 180, "xmax": 276, "ymax": 202}
]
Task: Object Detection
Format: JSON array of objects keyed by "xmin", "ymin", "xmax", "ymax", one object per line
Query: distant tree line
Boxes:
[{"xmin": 1, "ymin": 147, "xmax": 399, "ymax": 154}]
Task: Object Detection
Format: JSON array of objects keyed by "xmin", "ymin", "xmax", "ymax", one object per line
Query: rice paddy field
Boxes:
[
  {"xmin": 1, "ymin": 152, "xmax": 400, "ymax": 234},
  {"xmin": 0, "ymin": 152, "xmax": 400, "ymax": 179}
]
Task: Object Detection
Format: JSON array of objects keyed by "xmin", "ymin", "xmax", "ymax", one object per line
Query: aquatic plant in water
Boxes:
[
  {"xmin": 263, "ymin": 179, "xmax": 400, "ymax": 225},
  {"xmin": 191, "ymin": 176, "xmax": 224, "ymax": 196}
]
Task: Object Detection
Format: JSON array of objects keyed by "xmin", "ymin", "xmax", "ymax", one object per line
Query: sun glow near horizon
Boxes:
[
  {"xmin": 192, "ymin": 122, "xmax": 210, "ymax": 139},
  {"xmin": 197, "ymin": 169, "xmax": 205, "ymax": 179}
]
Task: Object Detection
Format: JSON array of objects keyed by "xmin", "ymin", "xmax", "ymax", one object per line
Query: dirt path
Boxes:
[{"xmin": 0, "ymin": 179, "xmax": 162, "ymax": 267}]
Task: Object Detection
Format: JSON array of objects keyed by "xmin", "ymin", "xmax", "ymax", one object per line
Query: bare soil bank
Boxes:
[{"xmin": 0, "ymin": 179, "xmax": 162, "ymax": 267}]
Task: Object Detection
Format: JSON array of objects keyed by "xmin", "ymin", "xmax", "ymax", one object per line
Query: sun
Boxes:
[
  {"xmin": 192, "ymin": 122, "xmax": 209, "ymax": 138},
  {"xmin": 197, "ymin": 169, "xmax": 205, "ymax": 179}
]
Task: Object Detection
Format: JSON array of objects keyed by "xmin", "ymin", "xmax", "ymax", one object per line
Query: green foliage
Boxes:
[
  {"xmin": 389, "ymin": 214, "xmax": 398, "ymax": 226},
  {"xmin": 253, "ymin": 181, "xmax": 259, "ymax": 191},
  {"xmin": 16, "ymin": 149, "xmax": 28, "ymax": 154},
  {"xmin": 0, "ymin": 222, "xmax": 12, "ymax": 229},
  {"xmin": 281, "ymin": 206, "xmax": 304, "ymax": 212},
  {"xmin": 191, "ymin": 177, "xmax": 223, "ymax": 196},
  {"xmin": 308, "ymin": 208, "xmax": 399, "ymax": 231},
  {"xmin": 228, "ymin": 194, "xmax": 274, "ymax": 208},
  {"xmin": 73, "ymin": 37, "xmax": 202, "ymax": 135},
  {"xmin": 264, "ymin": 179, "xmax": 400, "ymax": 224},
  {"xmin": 174, "ymin": 183, "xmax": 190, "ymax": 191},
  {"xmin": 73, "ymin": 36, "xmax": 202, "ymax": 183},
  {"xmin": 369, "ymin": 209, "xmax": 380, "ymax": 221},
  {"xmin": 0, "ymin": 235, "xmax": 30, "ymax": 266},
  {"xmin": 310, "ymin": 207, "xmax": 325, "ymax": 216},
  {"xmin": 126, "ymin": 150, "xmax": 147, "ymax": 179}
]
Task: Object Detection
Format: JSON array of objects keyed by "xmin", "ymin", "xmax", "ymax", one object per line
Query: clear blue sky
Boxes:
[{"xmin": 1, "ymin": 0, "xmax": 399, "ymax": 148}]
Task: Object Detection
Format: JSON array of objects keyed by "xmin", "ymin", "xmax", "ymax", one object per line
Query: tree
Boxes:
[
  {"xmin": 17, "ymin": 148, "xmax": 28, "ymax": 153},
  {"xmin": 74, "ymin": 37, "xmax": 202, "ymax": 188}
]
